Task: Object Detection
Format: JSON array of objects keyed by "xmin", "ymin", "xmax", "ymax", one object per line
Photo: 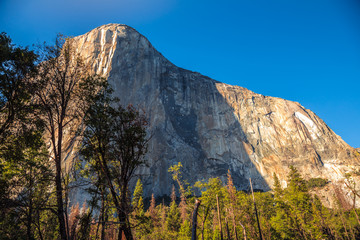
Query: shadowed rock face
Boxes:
[{"xmin": 71, "ymin": 24, "xmax": 360, "ymax": 206}]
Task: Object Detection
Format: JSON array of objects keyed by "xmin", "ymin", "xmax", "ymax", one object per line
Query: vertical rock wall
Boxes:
[{"xmin": 70, "ymin": 24, "xmax": 360, "ymax": 207}]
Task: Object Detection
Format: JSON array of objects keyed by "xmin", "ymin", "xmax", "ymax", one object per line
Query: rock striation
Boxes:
[{"xmin": 70, "ymin": 24, "xmax": 360, "ymax": 206}]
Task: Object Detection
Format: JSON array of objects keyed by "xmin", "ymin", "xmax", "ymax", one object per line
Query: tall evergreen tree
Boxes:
[
  {"xmin": 131, "ymin": 179, "xmax": 148, "ymax": 240},
  {"xmin": 166, "ymin": 195, "xmax": 181, "ymax": 235},
  {"xmin": 132, "ymin": 179, "xmax": 143, "ymax": 209}
]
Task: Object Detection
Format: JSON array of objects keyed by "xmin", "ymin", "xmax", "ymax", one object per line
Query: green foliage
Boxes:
[
  {"xmin": 195, "ymin": 177, "xmax": 225, "ymax": 211},
  {"xmin": 169, "ymin": 162, "xmax": 192, "ymax": 197},
  {"xmin": 178, "ymin": 220, "xmax": 191, "ymax": 240},
  {"xmin": 0, "ymin": 34, "xmax": 45, "ymax": 239},
  {"xmin": 307, "ymin": 178, "xmax": 328, "ymax": 189},
  {"xmin": 0, "ymin": 32, "xmax": 39, "ymax": 143},
  {"xmin": 133, "ymin": 179, "xmax": 144, "ymax": 208},
  {"xmin": 131, "ymin": 179, "xmax": 152, "ymax": 240},
  {"xmin": 0, "ymin": 130, "xmax": 53, "ymax": 240},
  {"xmin": 273, "ymin": 172, "xmax": 283, "ymax": 198},
  {"xmin": 166, "ymin": 200, "xmax": 181, "ymax": 233},
  {"xmin": 78, "ymin": 82, "xmax": 149, "ymax": 240}
]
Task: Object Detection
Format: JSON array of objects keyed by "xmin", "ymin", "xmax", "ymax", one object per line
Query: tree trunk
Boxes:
[
  {"xmin": 56, "ymin": 125, "xmax": 67, "ymax": 240},
  {"xmin": 27, "ymin": 201, "xmax": 33, "ymax": 240},
  {"xmin": 55, "ymin": 157, "xmax": 67, "ymax": 240},
  {"xmin": 201, "ymin": 206, "xmax": 209, "ymax": 240},
  {"xmin": 100, "ymin": 191, "xmax": 106, "ymax": 240},
  {"xmin": 231, "ymin": 210, "xmax": 238, "ymax": 240},
  {"xmin": 117, "ymin": 185, "xmax": 133, "ymax": 240},
  {"xmin": 64, "ymin": 179, "xmax": 70, "ymax": 240},
  {"xmin": 216, "ymin": 195, "xmax": 224, "ymax": 240},
  {"xmin": 225, "ymin": 217, "xmax": 231, "ymax": 240},
  {"xmin": 191, "ymin": 199, "xmax": 201, "ymax": 240},
  {"xmin": 118, "ymin": 210, "xmax": 132, "ymax": 240},
  {"xmin": 27, "ymin": 167, "xmax": 34, "ymax": 240},
  {"xmin": 98, "ymin": 155, "xmax": 133, "ymax": 240},
  {"xmin": 36, "ymin": 210, "xmax": 44, "ymax": 240},
  {"xmin": 238, "ymin": 221, "xmax": 247, "ymax": 240},
  {"xmin": 249, "ymin": 178, "xmax": 263, "ymax": 240}
]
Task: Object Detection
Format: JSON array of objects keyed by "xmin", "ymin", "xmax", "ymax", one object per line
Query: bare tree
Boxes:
[{"xmin": 35, "ymin": 35, "xmax": 102, "ymax": 240}]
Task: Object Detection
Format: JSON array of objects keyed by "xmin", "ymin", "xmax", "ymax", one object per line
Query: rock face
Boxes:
[{"xmin": 71, "ymin": 24, "xmax": 360, "ymax": 206}]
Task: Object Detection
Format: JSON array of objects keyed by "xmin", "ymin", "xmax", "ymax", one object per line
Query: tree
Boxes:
[
  {"xmin": 191, "ymin": 199, "xmax": 201, "ymax": 240},
  {"xmin": 0, "ymin": 32, "xmax": 38, "ymax": 143},
  {"xmin": 179, "ymin": 219, "xmax": 191, "ymax": 240},
  {"xmin": 0, "ymin": 33, "xmax": 57, "ymax": 240},
  {"xmin": 272, "ymin": 173, "xmax": 282, "ymax": 199},
  {"xmin": 76, "ymin": 134, "xmax": 111, "ymax": 240},
  {"xmin": 169, "ymin": 162, "xmax": 192, "ymax": 224},
  {"xmin": 132, "ymin": 179, "xmax": 143, "ymax": 209},
  {"xmin": 166, "ymin": 196, "xmax": 181, "ymax": 236},
  {"xmin": 195, "ymin": 178, "xmax": 225, "ymax": 240},
  {"xmin": 0, "ymin": 130, "xmax": 53, "ymax": 240},
  {"xmin": 226, "ymin": 170, "xmax": 239, "ymax": 240},
  {"xmin": 149, "ymin": 194, "xmax": 157, "ymax": 222},
  {"xmin": 131, "ymin": 179, "xmax": 149, "ymax": 240},
  {"xmin": 35, "ymin": 35, "xmax": 103, "ymax": 240},
  {"xmin": 79, "ymin": 83, "xmax": 148, "ymax": 240}
]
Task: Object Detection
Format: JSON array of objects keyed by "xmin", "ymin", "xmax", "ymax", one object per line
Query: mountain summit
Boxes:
[{"xmin": 71, "ymin": 24, "xmax": 359, "ymax": 206}]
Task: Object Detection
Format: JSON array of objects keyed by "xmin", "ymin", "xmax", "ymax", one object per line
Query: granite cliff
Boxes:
[{"xmin": 69, "ymin": 24, "xmax": 360, "ymax": 206}]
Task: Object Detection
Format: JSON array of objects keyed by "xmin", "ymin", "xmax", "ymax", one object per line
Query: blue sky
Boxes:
[{"xmin": 1, "ymin": 0, "xmax": 359, "ymax": 147}]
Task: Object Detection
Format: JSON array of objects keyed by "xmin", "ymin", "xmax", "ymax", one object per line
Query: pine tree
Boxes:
[
  {"xmin": 149, "ymin": 194, "xmax": 157, "ymax": 222},
  {"xmin": 284, "ymin": 166, "xmax": 312, "ymax": 239},
  {"xmin": 226, "ymin": 170, "xmax": 237, "ymax": 205},
  {"xmin": 132, "ymin": 179, "xmax": 143, "ymax": 209},
  {"xmin": 130, "ymin": 179, "xmax": 145, "ymax": 239},
  {"xmin": 273, "ymin": 173, "xmax": 283, "ymax": 199},
  {"xmin": 178, "ymin": 219, "xmax": 191, "ymax": 240},
  {"xmin": 166, "ymin": 197, "xmax": 181, "ymax": 234}
]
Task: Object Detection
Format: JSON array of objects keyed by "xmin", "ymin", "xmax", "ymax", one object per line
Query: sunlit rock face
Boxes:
[{"xmin": 71, "ymin": 24, "xmax": 360, "ymax": 206}]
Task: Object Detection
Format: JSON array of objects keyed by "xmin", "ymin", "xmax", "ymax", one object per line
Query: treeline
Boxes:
[
  {"xmin": 1, "ymin": 32, "xmax": 360, "ymax": 240},
  {"xmin": 62, "ymin": 162, "xmax": 360, "ymax": 240}
]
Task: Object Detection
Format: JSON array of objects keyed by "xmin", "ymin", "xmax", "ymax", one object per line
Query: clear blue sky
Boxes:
[{"xmin": 1, "ymin": 0, "xmax": 359, "ymax": 147}]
